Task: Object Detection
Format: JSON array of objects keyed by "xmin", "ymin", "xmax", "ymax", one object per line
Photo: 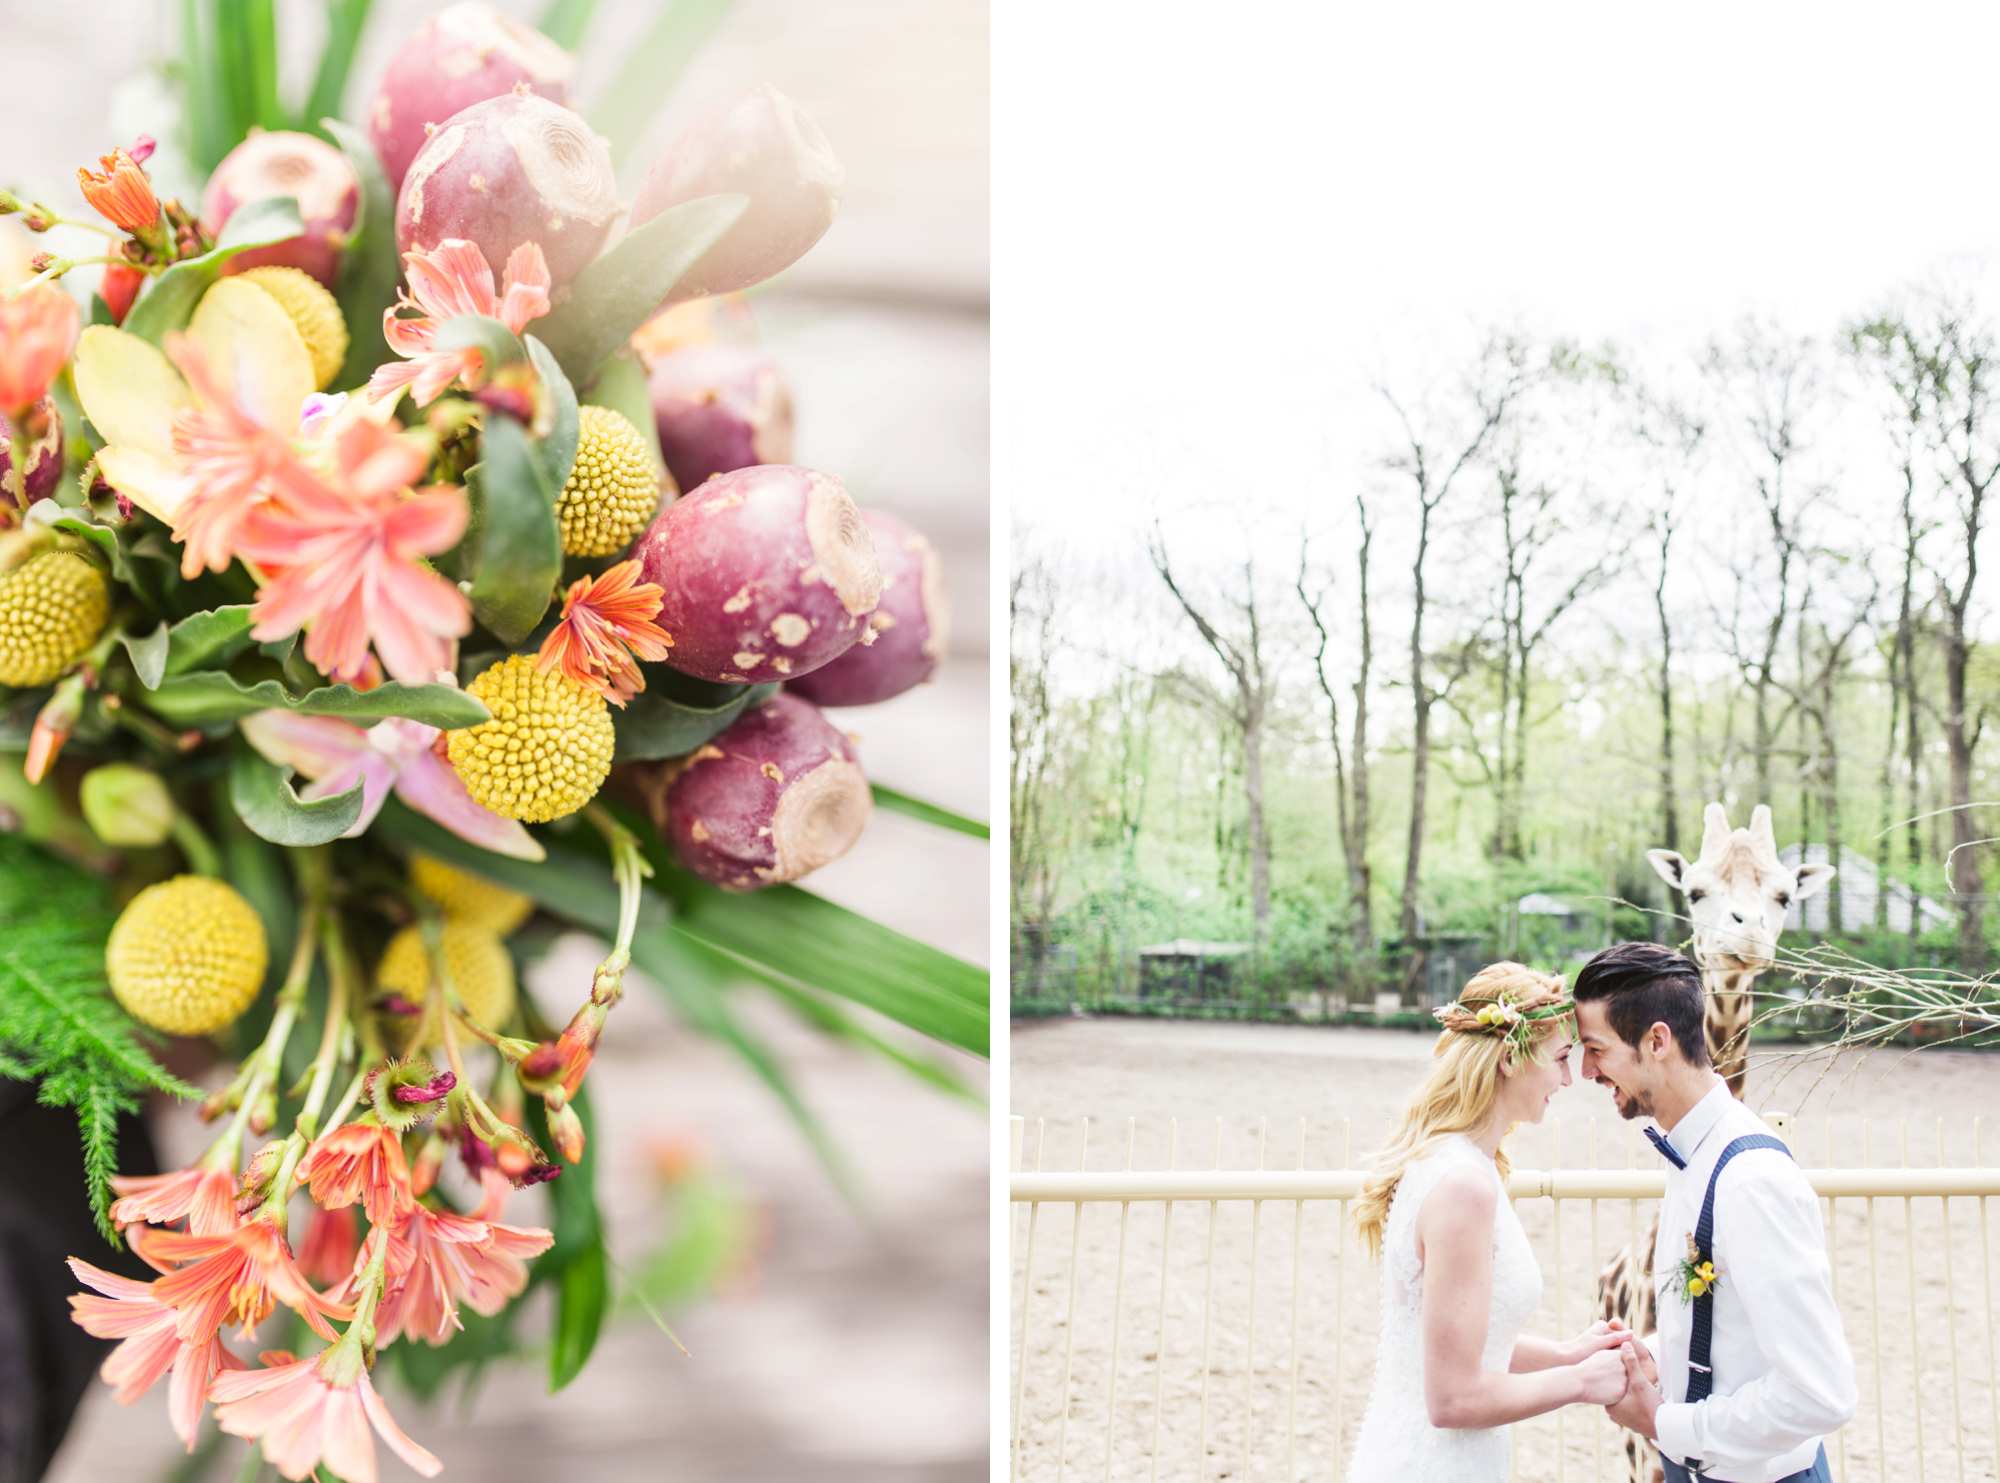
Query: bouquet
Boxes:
[{"xmin": 0, "ymin": 4, "xmax": 985, "ymax": 1478}]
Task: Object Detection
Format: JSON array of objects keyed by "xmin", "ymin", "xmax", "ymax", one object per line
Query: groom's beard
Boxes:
[{"xmin": 1598, "ymin": 1077, "xmax": 1651, "ymax": 1120}]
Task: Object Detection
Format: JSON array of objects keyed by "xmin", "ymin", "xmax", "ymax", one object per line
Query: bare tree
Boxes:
[
  {"xmin": 1705, "ymin": 322, "xmax": 1821, "ymax": 806},
  {"xmin": 1009, "ymin": 560, "xmax": 1069, "ymax": 988},
  {"xmin": 1925, "ymin": 304, "xmax": 1995, "ymax": 971},
  {"xmin": 1149, "ymin": 529, "xmax": 1277, "ymax": 947},
  {"xmin": 1378, "ymin": 335, "xmax": 1540, "ymax": 967},
  {"xmin": 1297, "ymin": 493, "xmax": 1377, "ymax": 961},
  {"xmin": 1630, "ymin": 388, "xmax": 1706, "ymax": 862}
]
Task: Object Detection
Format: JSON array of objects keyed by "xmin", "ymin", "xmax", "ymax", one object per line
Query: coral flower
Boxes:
[
  {"xmin": 136, "ymin": 1213, "xmax": 351, "ymax": 1343},
  {"xmin": 0, "ymin": 284, "xmax": 80, "ymax": 417},
  {"xmin": 238, "ymin": 709, "xmax": 545, "ymax": 860},
  {"xmin": 298, "ymin": 1121, "xmax": 415, "ymax": 1225},
  {"xmin": 236, "ymin": 418, "xmax": 472, "ymax": 684},
  {"xmin": 536, "ymin": 559, "xmax": 673, "ymax": 705},
  {"xmin": 298, "ymin": 1203, "xmax": 361, "ymax": 1288},
  {"xmin": 210, "ymin": 1348, "xmax": 442, "ymax": 1482},
  {"xmin": 161, "ymin": 333, "xmax": 324, "ymax": 579},
  {"xmin": 77, "ymin": 144, "xmax": 161, "ymax": 234},
  {"xmin": 359, "ymin": 1201, "xmax": 553, "ymax": 1347},
  {"xmin": 67, "ymin": 1258, "xmax": 242, "ymax": 1450},
  {"xmin": 367, "ymin": 238, "xmax": 551, "ymax": 407},
  {"xmin": 108, "ymin": 1164, "xmax": 239, "ymax": 1237}
]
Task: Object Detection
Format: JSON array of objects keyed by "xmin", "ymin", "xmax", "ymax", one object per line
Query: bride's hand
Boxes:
[
  {"xmin": 1574, "ymin": 1346, "xmax": 1629, "ymax": 1405},
  {"xmin": 1564, "ymin": 1319, "xmax": 1633, "ymax": 1367}
]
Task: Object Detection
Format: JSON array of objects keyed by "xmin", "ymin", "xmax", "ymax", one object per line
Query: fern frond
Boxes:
[{"xmin": 0, "ymin": 836, "xmax": 198, "ymax": 1242}]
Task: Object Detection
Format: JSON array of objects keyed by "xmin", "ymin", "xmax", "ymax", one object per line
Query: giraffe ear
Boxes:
[
  {"xmin": 1647, "ymin": 849, "xmax": 1689, "ymax": 890},
  {"xmin": 1792, "ymin": 861, "xmax": 1835, "ymax": 901}
]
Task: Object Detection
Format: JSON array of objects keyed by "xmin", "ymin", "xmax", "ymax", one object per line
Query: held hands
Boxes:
[
  {"xmin": 1564, "ymin": 1319, "xmax": 1637, "ymax": 1367},
  {"xmin": 1574, "ymin": 1345, "xmax": 1630, "ymax": 1405},
  {"xmin": 1603, "ymin": 1336, "xmax": 1664, "ymax": 1440}
]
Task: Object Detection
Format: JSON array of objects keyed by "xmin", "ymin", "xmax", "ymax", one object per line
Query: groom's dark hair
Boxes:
[{"xmin": 1570, "ymin": 941, "xmax": 1709, "ymax": 1065}]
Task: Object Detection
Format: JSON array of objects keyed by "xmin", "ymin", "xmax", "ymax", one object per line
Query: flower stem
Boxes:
[
  {"xmin": 257, "ymin": 912, "xmax": 356, "ymax": 1218},
  {"xmin": 206, "ymin": 888, "xmax": 324, "ymax": 1164}
]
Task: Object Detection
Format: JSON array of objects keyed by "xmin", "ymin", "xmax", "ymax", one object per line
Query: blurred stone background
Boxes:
[{"xmin": 2, "ymin": 1, "xmax": 989, "ymax": 1478}]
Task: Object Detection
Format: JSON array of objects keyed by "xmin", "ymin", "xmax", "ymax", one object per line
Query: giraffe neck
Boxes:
[{"xmin": 1702, "ymin": 961, "xmax": 1761, "ymax": 1099}]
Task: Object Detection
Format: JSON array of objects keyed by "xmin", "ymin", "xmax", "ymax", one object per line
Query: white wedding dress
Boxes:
[{"xmin": 1348, "ymin": 1132, "xmax": 1543, "ymax": 1481}]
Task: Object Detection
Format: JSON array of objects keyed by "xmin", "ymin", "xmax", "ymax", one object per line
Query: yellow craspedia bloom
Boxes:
[
  {"xmin": 446, "ymin": 655, "xmax": 614, "ymax": 823},
  {"xmin": 236, "ymin": 266, "xmax": 348, "ymax": 389},
  {"xmin": 1688, "ymin": 1277, "xmax": 1709, "ymax": 1297},
  {"xmin": 0, "ymin": 551, "xmax": 109, "ymax": 687},
  {"xmin": 409, "ymin": 853, "xmax": 534, "ymax": 936},
  {"xmin": 556, "ymin": 405, "xmax": 660, "ymax": 557},
  {"xmin": 376, "ymin": 922, "xmax": 517, "ymax": 1034},
  {"xmin": 106, "ymin": 876, "xmax": 268, "ymax": 1036}
]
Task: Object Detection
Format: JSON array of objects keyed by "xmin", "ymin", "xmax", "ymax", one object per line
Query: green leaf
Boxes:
[
  {"xmin": 525, "ymin": 335, "xmax": 580, "ymax": 493},
  {"xmin": 227, "ymin": 746, "xmax": 365, "ymax": 846},
  {"xmin": 467, "ymin": 414, "xmax": 562, "ymax": 646},
  {"xmin": 534, "ymin": 195, "xmax": 748, "ymax": 385},
  {"xmin": 435, "ymin": 313, "xmax": 526, "ymax": 371},
  {"xmin": 869, "ymin": 784, "xmax": 991, "ymax": 841},
  {"xmin": 581, "ymin": 351, "xmax": 663, "ymax": 477},
  {"xmin": 627, "ymin": 809, "xmax": 989, "ymax": 1057},
  {"xmin": 123, "ymin": 606, "xmax": 258, "ymax": 689},
  {"xmin": 124, "ymin": 197, "xmax": 307, "ymax": 345},
  {"xmin": 550, "ymin": 1238, "xmax": 609, "ymax": 1391},
  {"xmin": 590, "ymin": 0, "xmax": 737, "ymax": 168},
  {"xmin": 304, "ymin": 0, "xmax": 376, "ymax": 134},
  {"xmin": 179, "ymin": 0, "xmax": 232, "ymax": 173},
  {"xmin": 613, "ymin": 679, "xmax": 776, "ymax": 761},
  {"xmin": 51, "ymin": 514, "xmax": 139, "ymax": 590},
  {"xmin": 142, "ymin": 673, "xmax": 491, "ymax": 729},
  {"xmin": 325, "ymin": 118, "xmax": 401, "ymax": 390},
  {"xmin": 119, "ymin": 622, "xmax": 172, "ymax": 690}
]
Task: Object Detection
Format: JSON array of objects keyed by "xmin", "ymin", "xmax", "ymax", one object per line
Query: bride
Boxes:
[{"xmin": 1347, "ymin": 962, "xmax": 1636, "ymax": 1479}]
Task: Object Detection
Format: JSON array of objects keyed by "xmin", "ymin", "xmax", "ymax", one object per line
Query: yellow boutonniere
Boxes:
[{"xmin": 1675, "ymin": 1235, "xmax": 1720, "ymax": 1302}]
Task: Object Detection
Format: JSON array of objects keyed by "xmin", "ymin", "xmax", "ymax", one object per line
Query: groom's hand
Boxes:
[
  {"xmin": 1604, "ymin": 1342, "xmax": 1661, "ymax": 1440},
  {"xmin": 1602, "ymin": 1319, "xmax": 1660, "ymax": 1386},
  {"xmin": 1564, "ymin": 1319, "xmax": 1633, "ymax": 1366}
]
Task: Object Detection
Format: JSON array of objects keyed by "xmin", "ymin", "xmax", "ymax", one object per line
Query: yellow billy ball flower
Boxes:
[
  {"xmin": 106, "ymin": 876, "xmax": 268, "ymax": 1036},
  {"xmin": 236, "ymin": 266, "xmax": 349, "ymax": 390},
  {"xmin": 447, "ymin": 655, "xmax": 614, "ymax": 823},
  {"xmin": 0, "ymin": 551, "xmax": 110, "ymax": 687},
  {"xmin": 376, "ymin": 922, "xmax": 518, "ymax": 1034},
  {"xmin": 556, "ymin": 405, "xmax": 661, "ymax": 557},
  {"xmin": 409, "ymin": 853, "xmax": 534, "ymax": 936}
]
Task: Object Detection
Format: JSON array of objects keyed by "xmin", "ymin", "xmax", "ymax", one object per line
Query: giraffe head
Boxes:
[{"xmin": 1645, "ymin": 803, "xmax": 1833, "ymax": 971}]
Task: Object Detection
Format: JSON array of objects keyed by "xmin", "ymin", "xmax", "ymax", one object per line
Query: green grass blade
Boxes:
[
  {"xmin": 304, "ymin": 0, "xmax": 376, "ymax": 131},
  {"xmin": 870, "ymin": 784, "xmax": 990, "ymax": 841},
  {"xmin": 537, "ymin": 0, "xmax": 600, "ymax": 49},
  {"xmin": 589, "ymin": 0, "xmax": 737, "ymax": 169}
]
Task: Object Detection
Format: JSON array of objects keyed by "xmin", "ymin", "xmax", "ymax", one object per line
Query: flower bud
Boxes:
[
  {"xmin": 79, "ymin": 763, "xmax": 177, "ymax": 847},
  {"xmin": 546, "ymin": 1095, "xmax": 585, "ymax": 1164},
  {"xmin": 0, "ymin": 401, "xmax": 64, "ymax": 504}
]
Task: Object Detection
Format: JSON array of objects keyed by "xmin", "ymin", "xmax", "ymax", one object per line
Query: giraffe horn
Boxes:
[
  {"xmin": 1699, "ymin": 802, "xmax": 1731, "ymax": 864},
  {"xmin": 1750, "ymin": 804, "xmax": 1779, "ymax": 865}
]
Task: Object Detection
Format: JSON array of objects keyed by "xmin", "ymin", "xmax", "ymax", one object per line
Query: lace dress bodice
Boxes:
[{"xmin": 1347, "ymin": 1134, "xmax": 1542, "ymax": 1481}]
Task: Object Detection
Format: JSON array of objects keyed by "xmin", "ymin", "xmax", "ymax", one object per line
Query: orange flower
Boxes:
[
  {"xmin": 78, "ymin": 145, "xmax": 160, "ymax": 234},
  {"xmin": 298, "ymin": 1121, "xmax": 415, "ymax": 1226},
  {"xmin": 0, "ymin": 284, "xmax": 79, "ymax": 416},
  {"xmin": 108, "ymin": 1165, "xmax": 239, "ymax": 1237},
  {"xmin": 66, "ymin": 1258, "xmax": 244, "ymax": 1451},
  {"xmin": 535, "ymin": 559, "xmax": 672, "ymax": 705},
  {"xmin": 135, "ymin": 1212, "xmax": 352, "ymax": 1343},
  {"xmin": 210, "ymin": 1349, "xmax": 442, "ymax": 1481}
]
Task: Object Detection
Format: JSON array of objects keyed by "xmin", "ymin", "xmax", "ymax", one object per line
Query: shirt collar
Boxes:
[{"xmin": 1658, "ymin": 1078, "xmax": 1733, "ymax": 1162}]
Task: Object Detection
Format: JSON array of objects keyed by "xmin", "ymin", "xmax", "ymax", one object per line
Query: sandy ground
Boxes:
[{"xmin": 1010, "ymin": 1017, "xmax": 2000, "ymax": 1483}]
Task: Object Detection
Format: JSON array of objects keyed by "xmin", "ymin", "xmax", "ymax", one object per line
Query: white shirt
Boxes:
[{"xmin": 1648, "ymin": 1080, "xmax": 1856, "ymax": 1482}]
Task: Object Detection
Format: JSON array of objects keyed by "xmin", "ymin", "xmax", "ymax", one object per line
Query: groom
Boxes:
[{"xmin": 1570, "ymin": 942, "xmax": 1855, "ymax": 1483}]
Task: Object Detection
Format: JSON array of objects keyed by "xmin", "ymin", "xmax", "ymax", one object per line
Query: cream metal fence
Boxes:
[{"xmin": 1008, "ymin": 1113, "xmax": 2000, "ymax": 1483}]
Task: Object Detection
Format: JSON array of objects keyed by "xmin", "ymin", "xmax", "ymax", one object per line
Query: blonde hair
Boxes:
[{"xmin": 1352, "ymin": 962, "xmax": 1570, "ymax": 1258}]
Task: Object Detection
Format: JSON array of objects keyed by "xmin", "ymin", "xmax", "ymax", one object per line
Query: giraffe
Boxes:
[{"xmin": 1597, "ymin": 802, "xmax": 1834, "ymax": 1483}]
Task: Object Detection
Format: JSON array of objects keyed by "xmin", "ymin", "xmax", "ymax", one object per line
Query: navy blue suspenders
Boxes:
[{"xmin": 1678, "ymin": 1132, "xmax": 1794, "ymax": 1481}]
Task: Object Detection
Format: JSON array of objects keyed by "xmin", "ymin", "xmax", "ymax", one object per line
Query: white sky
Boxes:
[{"xmin": 997, "ymin": 5, "xmax": 2000, "ymax": 565}]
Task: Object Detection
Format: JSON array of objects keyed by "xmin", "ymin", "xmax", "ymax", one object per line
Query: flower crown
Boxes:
[{"xmin": 1432, "ymin": 983, "xmax": 1574, "ymax": 1059}]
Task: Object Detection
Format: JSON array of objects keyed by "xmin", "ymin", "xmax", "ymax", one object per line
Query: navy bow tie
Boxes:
[{"xmin": 1645, "ymin": 1126, "xmax": 1686, "ymax": 1169}]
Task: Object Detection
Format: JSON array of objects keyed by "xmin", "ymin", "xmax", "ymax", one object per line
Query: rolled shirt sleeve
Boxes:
[{"xmin": 1653, "ymin": 1155, "xmax": 1857, "ymax": 1474}]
